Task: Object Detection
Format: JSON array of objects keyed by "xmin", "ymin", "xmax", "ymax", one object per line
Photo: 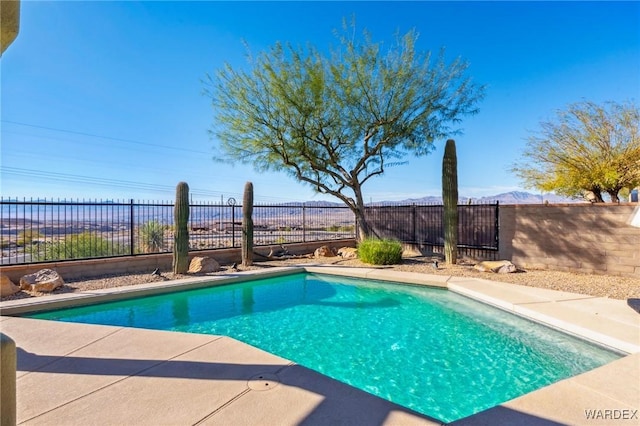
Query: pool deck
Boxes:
[{"xmin": 1, "ymin": 265, "xmax": 638, "ymax": 425}]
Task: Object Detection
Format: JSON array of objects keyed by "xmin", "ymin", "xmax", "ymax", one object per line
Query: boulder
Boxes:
[
  {"xmin": 0, "ymin": 274, "xmax": 20, "ymax": 297},
  {"xmin": 473, "ymin": 260, "xmax": 518, "ymax": 273},
  {"xmin": 314, "ymin": 245, "xmax": 337, "ymax": 258},
  {"xmin": 19, "ymin": 269, "xmax": 64, "ymax": 293},
  {"xmin": 188, "ymin": 256, "xmax": 221, "ymax": 274},
  {"xmin": 268, "ymin": 246, "xmax": 288, "ymax": 258},
  {"xmin": 496, "ymin": 263, "xmax": 518, "ymax": 274},
  {"xmin": 337, "ymin": 247, "xmax": 358, "ymax": 259}
]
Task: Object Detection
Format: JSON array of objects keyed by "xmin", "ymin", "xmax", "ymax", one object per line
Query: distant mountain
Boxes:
[
  {"xmin": 273, "ymin": 191, "xmax": 582, "ymax": 206},
  {"xmin": 475, "ymin": 191, "xmax": 582, "ymax": 204},
  {"xmin": 369, "ymin": 191, "xmax": 582, "ymax": 205}
]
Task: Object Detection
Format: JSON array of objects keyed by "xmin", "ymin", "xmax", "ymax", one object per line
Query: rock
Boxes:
[
  {"xmin": 188, "ymin": 256, "xmax": 220, "ymax": 274},
  {"xmin": 19, "ymin": 269, "xmax": 64, "ymax": 293},
  {"xmin": 473, "ymin": 260, "xmax": 518, "ymax": 273},
  {"xmin": 314, "ymin": 245, "xmax": 337, "ymax": 258},
  {"xmin": 337, "ymin": 247, "xmax": 358, "ymax": 259},
  {"xmin": 268, "ymin": 246, "xmax": 288, "ymax": 258},
  {"xmin": 0, "ymin": 274, "xmax": 20, "ymax": 297},
  {"xmin": 496, "ymin": 263, "xmax": 518, "ymax": 274}
]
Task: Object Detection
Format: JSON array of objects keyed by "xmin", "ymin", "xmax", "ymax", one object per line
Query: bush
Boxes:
[
  {"xmin": 32, "ymin": 232, "xmax": 129, "ymax": 261},
  {"xmin": 326, "ymin": 224, "xmax": 356, "ymax": 233},
  {"xmin": 358, "ymin": 238, "xmax": 403, "ymax": 265},
  {"xmin": 137, "ymin": 220, "xmax": 166, "ymax": 253},
  {"xmin": 17, "ymin": 229, "xmax": 44, "ymax": 246}
]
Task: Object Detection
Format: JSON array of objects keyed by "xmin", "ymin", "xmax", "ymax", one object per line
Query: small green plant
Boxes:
[
  {"xmin": 326, "ymin": 225, "xmax": 356, "ymax": 233},
  {"xmin": 17, "ymin": 229, "xmax": 44, "ymax": 246},
  {"xmin": 138, "ymin": 220, "xmax": 166, "ymax": 253},
  {"xmin": 33, "ymin": 232, "xmax": 128, "ymax": 261},
  {"xmin": 274, "ymin": 236, "xmax": 288, "ymax": 244},
  {"xmin": 358, "ymin": 238, "xmax": 403, "ymax": 265}
]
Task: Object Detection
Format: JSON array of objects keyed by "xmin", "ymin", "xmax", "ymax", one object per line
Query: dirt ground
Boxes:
[{"xmin": 3, "ymin": 255, "xmax": 639, "ymax": 302}]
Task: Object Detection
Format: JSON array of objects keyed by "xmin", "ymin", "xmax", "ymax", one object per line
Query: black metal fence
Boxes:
[
  {"xmin": 0, "ymin": 198, "xmax": 355, "ymax": 265},
  {"xmin": 364, "ymin": 203, "xmax": 499, "ymax": 259},
  {"xmin": 0, "ymin": 198, "xmax": 499, "ymax": 265}
]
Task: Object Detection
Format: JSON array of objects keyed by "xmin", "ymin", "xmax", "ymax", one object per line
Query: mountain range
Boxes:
[{"xmin": 297, "ymin": 191, "xmax": 582, "ymax": 206}]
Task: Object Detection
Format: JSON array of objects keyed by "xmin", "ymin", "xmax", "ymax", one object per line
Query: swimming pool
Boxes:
[{"xmin": 27, "ymin": 272, "xmax": 621, "ymax": 423}]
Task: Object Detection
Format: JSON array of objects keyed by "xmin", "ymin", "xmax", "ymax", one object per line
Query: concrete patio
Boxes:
[{"xmin": 1, "ymin": 266, "xmax": 638, "ymax": 425}]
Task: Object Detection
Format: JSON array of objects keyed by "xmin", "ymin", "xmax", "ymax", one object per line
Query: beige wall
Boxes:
[
  {"xmin": 0, "ymin": 239, "xmax": 355, "ymax": 283},
  {"xmin": 499, "ymin": 204, "xmax": 640, "ymax": 277}
]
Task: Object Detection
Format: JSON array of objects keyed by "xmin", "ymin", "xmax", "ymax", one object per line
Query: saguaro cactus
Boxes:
[
  {"xmin": 242, "ymin": 181, "xmax": 254, "ymax": 267},
  {"xmin": 442, "ymin": 139, "xmax": 458, "ymax": 264},
  {"xmin": 173, "ymin": 181, "xmax": 190, "ymax": 274}
]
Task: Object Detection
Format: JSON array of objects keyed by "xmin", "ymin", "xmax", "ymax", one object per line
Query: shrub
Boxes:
[
  {"xmin": 326, "ymin": 225, "xmax": 356, "ymax": 233},
  {"xmin": 33, "ymin": 232, "xmax": 129, "ymax": 261},
  {"xmin": 138, "ymin": 220, "xmax": 166, "ymax": 253},
  {"xmin": 17, "ymin": 229, "xmax": 44, "ymax": 246},
  {"xmin": 358, "ymin": 238, "xmax": 403, "ymax": 265}
]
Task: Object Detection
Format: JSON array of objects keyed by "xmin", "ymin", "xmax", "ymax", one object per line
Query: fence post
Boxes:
[
  {"xmin": 129, "ymin": 199, "xmax": 135, "ymax": 256},
  {"xmin": 1, "ymin": 333, "xmax": 16, "ymax": 426},
  {"xmin": 412, "ymin": 204, "xmax": 416, "ymax": 244},
  {"xmin": 494, "ymin": 201, "xmax": 500, "ymax": 251},
  {"xmin": 231, "ymin": 206, "xmax": 236, "ymax": 248},
  {"xmin": 302, "ymin": 205, "xmax": 306, "ymax": 243}
]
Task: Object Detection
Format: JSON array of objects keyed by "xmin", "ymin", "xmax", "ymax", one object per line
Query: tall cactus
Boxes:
[
  {"xmin": 173, "ymin": 181, "xmax": 190, "ymax": 274},
  {"xmin": 442, "ymin": 139, "xmax": 458, "ymax": 264},
  {"xmin": 242, "ymin": 181, "xmax": 254, "ymax": 267}
]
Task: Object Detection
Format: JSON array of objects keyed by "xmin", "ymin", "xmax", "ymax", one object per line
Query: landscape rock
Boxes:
[
  {"xmin": 268, "ymin": 245, "xmax": 289, "ymax": 258},
  {"xmin": 314, "ymin": 245, "xmax": 337, "ymax": 258},
  {"xmin": 1, "ymin": 275, "xmax": 20, "ymax": 297},
  {"xmin": 473, "ymin": 260, "xmax": 518, "ymax": 273},
  {"xmin": 337, "ymin": 247, "xmax": 358, "ymax": 259},
  {"xmin": 19, "ymin": 269, "xmax": 64, "ymax": 293},
  {"xmin": 188, "ymin": 256, "xmax": 221, "ymax": 274}
]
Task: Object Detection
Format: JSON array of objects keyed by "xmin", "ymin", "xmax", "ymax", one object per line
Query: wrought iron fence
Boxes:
[
  {"xmin": 0, "ymin": 198, "xmax": 498, "ymax": 265},
  {"xmin": 0, "ymin": 198, "xmax": 356, "ymax": 265},
  {"xmin": 363, "ymin": 203, "xmax": 499, "ymax": 258}
]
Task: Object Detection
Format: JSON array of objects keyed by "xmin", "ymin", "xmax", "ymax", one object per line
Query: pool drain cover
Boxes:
[{"xmin": 248, "ymin": 372, "xmax": 280, "ymax": 391}]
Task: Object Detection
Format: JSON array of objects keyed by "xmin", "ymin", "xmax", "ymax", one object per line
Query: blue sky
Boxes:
[{"xmin": 1, "ymin": 1, "xmax": 638, "ymax": 203}]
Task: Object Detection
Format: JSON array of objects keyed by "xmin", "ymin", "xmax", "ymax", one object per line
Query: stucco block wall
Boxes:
[
  {"xmin": 499, "ymin": 204, "xmax": 640, "ymax": 277},
  {"xmin": 0, "ymin": 239, "xmax": 355, "ymax": 283}
]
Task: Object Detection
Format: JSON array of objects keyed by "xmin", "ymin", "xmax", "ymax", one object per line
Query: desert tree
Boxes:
[
  {"xmin": 205, "ymin": 23, "xmax": 483, "ymax": 239},
  {"xmin": 512, "ymin": 100, "xmax": 640, "ymax": 203}
]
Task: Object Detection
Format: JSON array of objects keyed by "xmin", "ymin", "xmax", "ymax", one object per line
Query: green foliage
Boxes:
[
  {"xmin": 138, "ymin": 220, "xmax": 166, "ymax": 253},
  {"xmin": 242, "ymin": 181, "xmax": 254, "ymax": 267},
  {"xmin": 442, "ymin": 139, "xmax": 458, "ymax": 264},
  {"xmin": 17, "ymin": 229, "xmax": 44, "ymax": 246},
  {"xmin": 326, "ymin": 224, "xmax": 355, "ymax": 232},
  {"xmin": 512, "ymin": 100, "xmax": 640, "ymax": 203},
  {"xmin": 32, "ymin": 232, "xmax": 128, "ymax": 261},
  {"xmin": 358, "ymin": 238, "xmax": 403, "ymax": 265},
  {"xmin": 205, "ymin": 21, "xmax": 483, "ymax": 239},
  {"xmin": 173, "ymin": 182, "xmax": 190, "ymax": 274}
]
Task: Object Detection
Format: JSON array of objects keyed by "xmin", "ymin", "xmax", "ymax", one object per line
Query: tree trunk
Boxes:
[
  {"xmin": 353, "ymin": 208, "xmax": 373, "ymax": 242},
  {"xmin": 606, "ymin": 189, "xmax": 620, "ymax": 203},
  {"xmin": 587, "ymin": 188, "xmax": 605, "ymax": 203},
  {"xmin": 352, "ymin": 182, "xmax": 374, "ymax": 242}
]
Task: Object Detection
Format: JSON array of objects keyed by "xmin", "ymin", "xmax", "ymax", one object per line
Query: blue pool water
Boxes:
[{"xmin": 27, "ymin": 272, "xmax": 621, "ymax": 422}]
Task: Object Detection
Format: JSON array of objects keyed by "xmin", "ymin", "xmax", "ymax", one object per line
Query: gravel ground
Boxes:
[{"xmin": 3, "ymin": 255, "xmax": 639, "ymax": 302}]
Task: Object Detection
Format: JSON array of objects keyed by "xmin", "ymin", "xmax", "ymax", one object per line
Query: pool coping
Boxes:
[{"xmin": 1, "ymin": 265, "xmax": 639, "ymax": 425}]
